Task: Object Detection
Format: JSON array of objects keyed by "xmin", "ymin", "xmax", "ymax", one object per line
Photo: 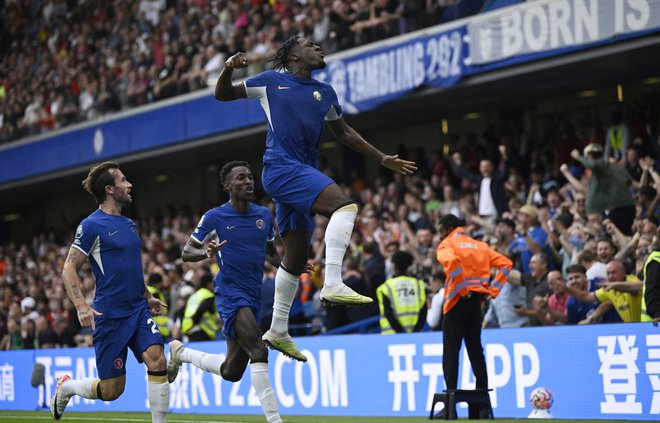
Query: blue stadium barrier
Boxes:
[{"xmin": 1, "ymin": 323, "xmax": 658, "ymax": 419}]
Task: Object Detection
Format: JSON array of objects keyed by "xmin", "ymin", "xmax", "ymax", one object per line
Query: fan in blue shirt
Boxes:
[{"xmin": 214, "ymin": 36, "xmax": 417, "ymax": 361}]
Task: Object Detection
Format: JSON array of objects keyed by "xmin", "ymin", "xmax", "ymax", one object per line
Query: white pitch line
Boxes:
[{"xmin": 0, "ymin": 416, "xmax": 243, "ymax": 423}]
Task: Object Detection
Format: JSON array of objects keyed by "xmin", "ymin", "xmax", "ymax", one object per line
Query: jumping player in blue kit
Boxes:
[
  {"xmin": 215, "ymin": 36, "xmax": 417, "ymax": 362},
  {"xmin": 167, "ymin": 161, "xmax": 284, "ymax": 423},
  {"xmin": 51, "ymin": 162, "xmax": 169, "ymax": 422}
]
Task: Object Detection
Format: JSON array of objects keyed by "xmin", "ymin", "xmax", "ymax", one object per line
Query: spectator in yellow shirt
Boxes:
[{"xmin": 550, "ymin": 260, "xmax": 641, "ymax": 323}]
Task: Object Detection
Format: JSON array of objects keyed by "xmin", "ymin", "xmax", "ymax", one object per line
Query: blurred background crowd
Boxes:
[
  {"xmin": 0, "ymin": 0, "xmax": 475, "ymax": 143},
  {"xmin": 1, "ymin": 95, "xmax": 659, "ymax": 348}
]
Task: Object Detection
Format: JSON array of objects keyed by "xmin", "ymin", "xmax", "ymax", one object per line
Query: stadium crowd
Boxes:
[
  {"xmin": 1, "ymin": 86, "xmax": 660, "ymax": 349},
  {"xmin": 0, "ymin": 0, "xmax": 472, "ymax": 144}
]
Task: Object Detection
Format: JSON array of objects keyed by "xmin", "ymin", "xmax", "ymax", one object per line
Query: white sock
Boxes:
[
  {"xmin": 251, "ymin": 362, "xmax": 282, "ymax": 423},
  {"xmin": 270, "ymin": 266, "xmax": 299, "ymax": 334},
  {"xmin": 324, "ymin": 204, "xmax": 357, "ymax": 287},
  {"xmin": 60, "ymin": 377, "xmax": 99, "ymax": 400},
  {"xmin": 180, "ymin": 347, "xmax": 224, "ymax": 375},
  {"xmin": 148, "ymin": 374, "xmax": 169, "ymax": 423}
]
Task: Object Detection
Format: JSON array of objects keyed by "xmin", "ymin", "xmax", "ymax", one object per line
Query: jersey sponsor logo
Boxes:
[
  {"xmin": 256, "ymin": 219, "xmax": 265, "ymax": 230},
  {"xmin": 108, "ymin": 230, "xmax": 119, "ymax": 236},
  {"xmin": 114, "ymin": 357, "xmax": 124, "ymax": 370},
  {"xmin": 313, "ymin": 91, "xmax": 322, "ymax": 101},
  {"xmin": 226, "ymin": 225, "xmax": 237, "ymax": 230},
  {"xmin": 277, "ymin": 85, "xmax": 290, "ymax": 90}
]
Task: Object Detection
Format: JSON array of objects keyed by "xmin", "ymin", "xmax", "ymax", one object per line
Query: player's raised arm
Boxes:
[
  {"xmin": 62, "ymin": 246, "xmax": 102, "ymax": 329},
  {"xmin": 214, "ymin": 52, "xmax": 248, "ymax": 101},
  {"xmin": 326, "ymin": 117, "xmax": 417, "ymax": 175}
]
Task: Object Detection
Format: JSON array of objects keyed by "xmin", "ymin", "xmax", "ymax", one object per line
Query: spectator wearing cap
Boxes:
[
  {"xmin": 571, "ymin": 144, "xmax": 635, "ymax": 235},
  {"xmin": 507, "ymin": 205, "xmax": 549, "ymax": 275}
]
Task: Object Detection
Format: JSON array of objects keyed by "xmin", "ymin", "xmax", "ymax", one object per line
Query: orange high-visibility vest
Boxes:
[{"xmin": 436, "ymin": 227, "xmax": 512, "ymax": 315}]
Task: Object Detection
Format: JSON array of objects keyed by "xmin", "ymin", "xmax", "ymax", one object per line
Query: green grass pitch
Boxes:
[{"xmin": 0, "ymin": 410, "xmax": 641, "ymax": 423}]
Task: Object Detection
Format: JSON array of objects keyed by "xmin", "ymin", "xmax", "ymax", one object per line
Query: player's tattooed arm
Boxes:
[{"xmin": 62, "ymin": 247, "xmax": 88, "ymax": 308}]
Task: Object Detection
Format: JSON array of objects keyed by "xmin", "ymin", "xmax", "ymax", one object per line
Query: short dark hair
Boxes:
[
  {"xmin": 220, "ymin": 160, "xmax": 250, "ymax": 189},
  {"xmin": 148, "ymin": 272, "xmax": 163, "ymax": 285},
  {"xmin": 439, "ymin": 214, "xmax": 461, "ymax": 231},
  {"xmin": 432, "ymin": 270, "xmax": 446, "ymax": 282},
  {"xmin": 497, "ymin": 218, "xmax": 515, "ymax": 230},
  {"xmin": 391, "ymin": 251, "xmax": 414, "ymax": 273},
  {"xmin": 566, "ymin": 264, "xmax": 586, "ymax": 275},
  {"xmin": 82, "ymin": 162, "xmax": 120, "ymax": 204},
  {"xmin": 200, "ymin": 272, "xmax": 214, "ymax": 288},
  {"xmin": 268, "ymin": 36, "xmax": 301, "ymax": 71},
  {"xmin": 576, "ymin": 249, "xmax": 596, "ymax": 264}
]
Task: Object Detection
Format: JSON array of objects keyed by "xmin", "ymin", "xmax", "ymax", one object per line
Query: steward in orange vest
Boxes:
[{"xmin": 435, "ymin": 214, "xmax": 512, "ymax": 411}]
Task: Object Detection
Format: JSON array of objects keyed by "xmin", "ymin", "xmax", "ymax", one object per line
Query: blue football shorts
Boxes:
[
  {"xmin": 262, "ymin": 161, "xmax": 333, "ymax": 234},
  {"xmin": 92, "ymin": 302, "xmax": 163, "ymax": 379},
  {"xmin": 216, "ymin": 294, "xmax": 260, "ymax": 341}
]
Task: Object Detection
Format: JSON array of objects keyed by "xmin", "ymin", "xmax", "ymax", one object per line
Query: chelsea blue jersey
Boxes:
[
  {"xmin": 71, "ymin": 209, "xmax": 145, "ymax": 318},
  {"xmin": 192, "ymin": 202, "xmax": 275, "ymax": 300},
  {"xmin": 244, "ymin": 70, "xmax": 342, "ymax": 167}
]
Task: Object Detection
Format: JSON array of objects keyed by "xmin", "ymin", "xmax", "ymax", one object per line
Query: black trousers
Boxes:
[{"xmin": 442, "ymin": 294, "xmax": 488, "ymax": 390}]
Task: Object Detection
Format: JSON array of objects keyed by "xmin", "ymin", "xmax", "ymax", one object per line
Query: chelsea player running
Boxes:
[
  {"xmin": 52, "ymin": 162, "xmax": 169, "ymax": 422},
  {"xmin": 168, "ymin": 161, "xmax": 284, "ymax": 423},
  {"xmin": 215, "ymin": 36, "xmax": 417, "ymax": 362}
]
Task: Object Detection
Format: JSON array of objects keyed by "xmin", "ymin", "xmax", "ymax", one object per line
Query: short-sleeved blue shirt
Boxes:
[
  {"xmin": 244, "ymin": 70, "xmax": 342, "ymax": 167},
  {"xmin": 71, "ymin": 209, "xmax": 145, "ymax": 318},
  {"xmin": 192, "ymin": 202, "xmax": 275, "ymax": 300}
]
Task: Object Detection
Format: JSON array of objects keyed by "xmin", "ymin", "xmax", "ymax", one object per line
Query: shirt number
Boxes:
[{"xmin": 147, "ymin": 318, "xmax": 160, "ymax": 335}]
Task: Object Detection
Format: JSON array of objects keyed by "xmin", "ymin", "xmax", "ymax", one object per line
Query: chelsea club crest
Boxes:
[{"xmin": 256, "ymin": 219, "xmax": 265, "ymax": 230}]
